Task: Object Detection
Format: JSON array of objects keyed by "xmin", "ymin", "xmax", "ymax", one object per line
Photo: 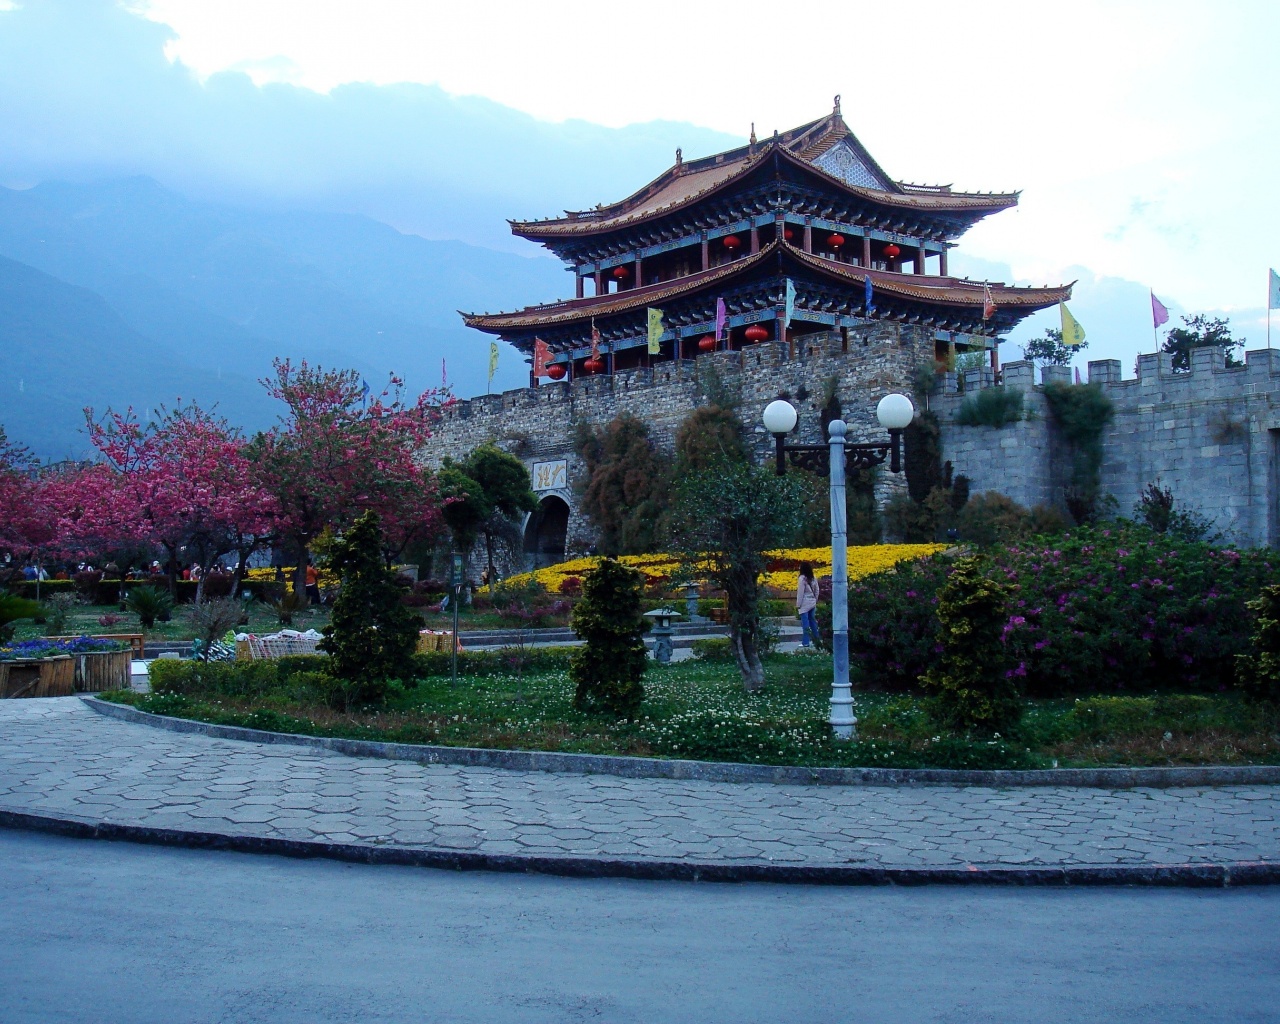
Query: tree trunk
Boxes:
[
  {"xmin": 292, "ymin": 537, "xmax": 309, "ymax": 598},
  {"xmin": 485, "ymin": 532, "xmax": 495, "ymax": 595},
  {"xmin": 730, "ymin": 626, "xmax": 765, "ymax": 692}
]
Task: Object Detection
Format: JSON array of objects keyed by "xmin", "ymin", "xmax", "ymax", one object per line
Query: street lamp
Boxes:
[{"xmin": 763, "ymin": 392, "xmax": 914, "ymax": 739}]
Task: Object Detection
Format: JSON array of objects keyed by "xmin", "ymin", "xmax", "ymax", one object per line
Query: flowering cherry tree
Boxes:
[
  {"xmin": 252, "ymin": 360, "xmax": 447, "ymax": 592},
  {"xmin": 83, "ymin": 403, "xmax": 277, "ymax": 600}
]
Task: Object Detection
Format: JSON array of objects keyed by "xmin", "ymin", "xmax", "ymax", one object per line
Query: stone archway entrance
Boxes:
[{"xmin": 524, "ymin": 495, "xmax": 570, "ymax": 568}]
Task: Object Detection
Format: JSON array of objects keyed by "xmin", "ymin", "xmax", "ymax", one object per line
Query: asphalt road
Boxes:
[{"xmin": 3, "ymin": 831, "xmax": 1278, "ymax": 1024}]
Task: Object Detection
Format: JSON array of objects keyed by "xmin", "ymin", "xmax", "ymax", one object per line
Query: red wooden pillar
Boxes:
[
  {"xmin": 594, "ymin": 270, "xmax": 603, "ymax": 296},
  {"xmin": 940, "ymin": 249, "xmax": 949, "ymax": 276},
  {"xmin": 575, "ymin": 275, "xmax": 584, "ymax": 299},
  {"xmin": 916, "ymin": 245, "xmax": 927, "ymax": 275},
  {"xmin": 634, "ymin": 256, "xmax": 643, "ymax": 287},
  {"xmin": 862, "ymin": 234, "xmax": 872, "ymax": 268},
  {"xmin": 750, "ymin": 225, "xmax": 760, "ymax": 254},
  {"xmin": 803, "ymin": 219, "xmax": 812, "ymax": 253},
  {"xmin": 701, "ymin": 234, "xmax": 709, "ymax": 270}
]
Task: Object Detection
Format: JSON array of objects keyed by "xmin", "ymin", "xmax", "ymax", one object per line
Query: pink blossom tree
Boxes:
[{"xmin": 251, "ymin": 360, "xmax": 447, "ymax": 593}]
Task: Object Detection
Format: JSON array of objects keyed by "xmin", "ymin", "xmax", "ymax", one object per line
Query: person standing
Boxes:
[
  {"xmin": 305, "ymin": 563, "xmax": 321, "ymax": 606},
  {"xmin": 796, "ymin": 561, "xmax": 820, "ymax": 649}
]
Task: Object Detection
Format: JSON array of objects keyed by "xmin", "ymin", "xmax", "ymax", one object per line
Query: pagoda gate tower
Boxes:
[
  {"xmin": 462, "ymin": 98, "xmax": 1071, "ymax": 381},
  {"xmin": 444, "ymin": 100, "xmax": 1074, "ymax": 565}
]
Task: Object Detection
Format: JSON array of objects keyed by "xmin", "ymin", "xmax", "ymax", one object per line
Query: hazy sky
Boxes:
[
  {"xmin": 1, "ymin": 0, "xmax": 1276, "ymax": 378},
  {"xmin": 137, "ymin": 0, "xmax": 1278, "ymax": 318}
]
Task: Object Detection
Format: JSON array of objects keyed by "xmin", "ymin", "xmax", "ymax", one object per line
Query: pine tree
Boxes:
[{"xmin": 570, "ymin": 559, "xmax": 648, "ymax": 716}]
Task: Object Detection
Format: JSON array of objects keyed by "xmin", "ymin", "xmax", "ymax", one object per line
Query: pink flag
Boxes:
[
  {"xmin": 1151, "ymin": 291, "xmax": 1170, "ymax": 329},
  {"xmin": 714, "ymin": 297, "xmax": 727, "ymax": 344},
  {"xmin": 1074, "ymin": 367, "xmax": 1083, "ymax": 385}
]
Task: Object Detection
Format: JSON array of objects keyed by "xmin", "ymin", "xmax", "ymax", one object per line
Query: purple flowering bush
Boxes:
[
  {"xmin": 848, "ymin": 526, "xmax": 1274, "ymax": 696},
  {"xmin": 0, "ymin": 635, "xmax": 128, "ymax": 660}
]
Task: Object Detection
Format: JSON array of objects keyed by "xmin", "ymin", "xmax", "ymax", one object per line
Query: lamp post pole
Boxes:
[
  {"xmin": 827, "ymin": 421, "xmax": 855, "ymax": 738},
  {"xmin": 763, "ymin": 393, "xmax": 912, "ymax": 741}
]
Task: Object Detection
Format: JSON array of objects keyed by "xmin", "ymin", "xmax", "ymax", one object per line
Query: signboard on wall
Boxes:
[{"xmin": 532, "ymin": 459, "xmax": 568, "ymax": 492}]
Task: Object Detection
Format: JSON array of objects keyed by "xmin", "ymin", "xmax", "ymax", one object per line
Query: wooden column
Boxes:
[
  {"xmin": 862, "ymin": 234, "xmax": 872, "ymax": 268},
  {"xmin": 803, "ymin": 219, "xmax": 813, "ymax": 253},
  {"xmin": 594, "ymin": 270, "xmax": 603, "ymax": 296},
  {"xmin": 634, "ymin": 256, "xmax": 643, "ymax": 288},
  {"xmin": 576, "ymin": 275, "xmax": 584, "ymax": 299},
  {"xmin": 750, "ymin": 226, "xmax": 760, "ymax": 254},
  {"xmin": 916, "ymin": 245, "xmax": 927, "ymax": 275},
  {"xmin": 939, "ymin": 249, "xmax": 949, "ymax": 277},
  {"xmin": 701, "ymin": 234, "xmax": 709, "ymax": 270},
  {"xmin": 779, "ymin": 311, "xmax": 791, "ymax": 359}
]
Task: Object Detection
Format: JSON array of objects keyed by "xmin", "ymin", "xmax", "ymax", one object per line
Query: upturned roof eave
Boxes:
[{"xmin": 461, "ymin": 242, "xmax": 1071, "ymax": 332}]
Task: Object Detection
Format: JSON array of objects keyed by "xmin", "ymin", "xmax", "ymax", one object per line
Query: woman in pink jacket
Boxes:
[{"xmin": 796, "ymin": 561, "xmax": 820, "ymax": 649}]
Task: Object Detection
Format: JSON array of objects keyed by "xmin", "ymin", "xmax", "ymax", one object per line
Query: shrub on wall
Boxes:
[
  {"xmin": 1043, "ymin": 382, "xmax": 1114, "ymax": 522},
  {"xmin": 575, "ymin": 413, "xmax": 671, "ymax": 555},
  {"xmin": 955, "ymin": 387, "xmax": 1025, "ymax": 428}
]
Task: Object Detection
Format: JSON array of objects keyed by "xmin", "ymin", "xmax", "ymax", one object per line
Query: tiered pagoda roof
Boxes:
[{"xmin": 460, "ymin": 99, "xmax": 1070, "ymax": 373}]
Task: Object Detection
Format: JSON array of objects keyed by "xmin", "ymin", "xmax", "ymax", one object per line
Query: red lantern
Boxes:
[
  {"xmin": 722, "ymin": 235, "xmax": 741, "ymax": 250},
  {"xmin": 827, "ymin": 233, "xmax": 845, "ymax": 249},
  {"xmin": 583, "ymin": 357, "xmax": 605, "ymax": 375},
  {"xmin": 697, "ymin": 335, "xmax": 717, "ymax": 352},
  {"xmin": 545, "ymin": 364, "xmax": 566, "ymax": 380},
  {"xmin": 744, "ymin": 324, "xmax": 769, "ymax": 343},
  {"xmin": 883, "ymin": 243, "xmax": 901, "ymax": 259},
  {"xmin": 611, "ymin": 266, "xmax": 629, "ymax": 279},
  {"xmin": 783, "ymin": 227, "xmax": 795, "ymax": 241}
]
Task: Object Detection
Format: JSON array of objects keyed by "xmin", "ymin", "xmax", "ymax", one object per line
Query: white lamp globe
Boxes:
[
  {"xmin": 762, "ymin": 399, "xmax": 799, "ymax": 435},
  {"xmin": 876, "ymin": 393, "xmax": 915, "ymax": 430}
]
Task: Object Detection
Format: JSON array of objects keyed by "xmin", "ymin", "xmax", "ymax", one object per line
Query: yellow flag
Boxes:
[
  {"xmin": 1060, "ymin": 302, "xmax": 1086, "ymax": 347},
  {"xmin": 487, "ymin": 342, "xmax": 499, "ymax": 382},
  {"xmin": 647, "ymin": 307, "xmax": 664, "ymax": 355}
]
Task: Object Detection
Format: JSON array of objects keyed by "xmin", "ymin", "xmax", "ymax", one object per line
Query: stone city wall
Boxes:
[{"xmin": 938, "ymin": 347, "xmax": 1280, "ymax": 547}]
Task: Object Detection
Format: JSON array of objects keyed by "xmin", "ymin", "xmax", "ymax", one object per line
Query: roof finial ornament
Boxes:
[
  {"xmin": 675, "ymin": 147, "xmax": 682, "ymax": 171},
  {"xmin": 833, "ymin": 94, "xmax": 842, "ymax": 116},
  {"xmin": 748, "ymin": 122, "xmax": 757, "ymax": 155}
]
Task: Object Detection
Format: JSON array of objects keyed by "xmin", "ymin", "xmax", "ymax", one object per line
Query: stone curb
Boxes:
[
  {"xmin": 83, "ymin": 697, "xmax": 1280, "ymax": 789},
  {"xmin": 3, "ymin": 807, "xmax": 1276, "ymax": 888}
]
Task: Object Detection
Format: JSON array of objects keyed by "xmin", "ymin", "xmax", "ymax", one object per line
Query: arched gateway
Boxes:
[{"xmin": 523, "ymin": 494, "xmax": 570, "ymax": 568}]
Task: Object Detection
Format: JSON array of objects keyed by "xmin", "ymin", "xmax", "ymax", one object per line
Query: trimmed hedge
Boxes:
[
  {"xmin": 411, "ymin": 645, "xmax": 578, "ymax": 678},
  {"xmin": 7, "ymin": 578, "xmax": 281, "ymax": 605}
]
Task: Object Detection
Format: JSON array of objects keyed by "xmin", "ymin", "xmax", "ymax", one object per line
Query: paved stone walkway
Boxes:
[{"xmin": 2, "ymin": 698, "xmax": 1279, "ymax": 877}]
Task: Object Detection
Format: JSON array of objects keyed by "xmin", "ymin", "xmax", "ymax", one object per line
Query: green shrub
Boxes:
[
  {"xmin": 411, "ymin": 646, "xmax": 577, "ymax": 678},
  {"xmin": 1237, "ymin": 583, "xmax": 1280, "ymax": 704},
  {"xmin": 956, "ymin": 492, "xmax": 1068, "ymax": 547},
  {"xmin": 320, "ymin": 511, "xmax": 419, "ymax": 691},
  {"xmin": 148, "ymin": 658, "xmax": 280, "ymax": 698},
  {"xmin": 570, "ymin": 559, "xmax": 647, "ymax": 716},
  {"xmin": 42, "ymin": 593, "xmax": 78, "ymax": 635},
  {"xmin": 921, "ymin": 556, "xmax": 1019, "ymax": 735},
  {"xmin": 690, "ymin": 638, "xmax": 733, "ymax": 661},
  {"xmin": 955, "ymin": 387, "xmax": 1025, "ymax": 428},
  {"xmin": 125, "ymin": 586, "xmax": 174, "ymax": 628},
  {"xmin": 1043, "ymin": 383, "xmax": 1114, "ymax": 520},
  {"xmin": 275, "ymin": 654, "xmax": 335, "ymax": 681},
  {"xmin": 0, "ymin": 592, "xmax": 42, "ymax": 643}
]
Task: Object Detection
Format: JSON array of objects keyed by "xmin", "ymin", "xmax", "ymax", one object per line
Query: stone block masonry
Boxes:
[
  {"xmin": 938, "ymin": 348, "xmax": 1280, "ymax": 547},
  {"xmin": 425, "ymin": 324, "xmax": 933, "ymax": 557}
]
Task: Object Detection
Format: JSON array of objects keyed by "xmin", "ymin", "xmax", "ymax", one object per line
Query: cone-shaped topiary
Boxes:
[
  {"xmin": 570, "ymin": 558, "xmax": 647, "ymax": 716},
  {"xmin": 1236, "ymin": 583, "xmax": 1280, "ymax": 705},
  {"xmin": 320, "ymin": 511, "xmax": 419, "ymax": 692},
  {"xmin": 920, "ymin": 555, "xmax": 1020, "ymax": 735}
]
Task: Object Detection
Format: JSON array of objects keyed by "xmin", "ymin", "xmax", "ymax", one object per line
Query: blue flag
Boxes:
[
  {"xmin": 784, "ymin": 278, "xmax": 796, "ymax": 326},
  {"xmin": 360, "ymin": 379, "xmax": 370, "ymax": 407},
  {"xmin": 864, "ymin": 276, "xmax": 874, "ymax": 314}
]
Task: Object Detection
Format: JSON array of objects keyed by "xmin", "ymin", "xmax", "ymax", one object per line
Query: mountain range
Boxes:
[{"xmin": 0, "ymin": 178, "xmax": 567, "ymax": 459}]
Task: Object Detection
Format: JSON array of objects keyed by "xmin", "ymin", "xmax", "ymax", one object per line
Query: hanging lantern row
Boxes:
[
  {"xmin": 698, "ymin": 335, "xmax": 717, "ymax": 352},
  {"xmin": 545, "ymin": 364, "xmax": 567, "ymax": 381},
  {"xmin": 722, "ymin": 235, "xmax": 742, "ymax": 251},
  {"xmin": 583, "ymin": 356, "xmax": 606, "ymax": 375},
  {"xmin": 882, "ymin": 243, "xmax": 901, "ymax": 259},
  {"xmin": 744, "ymin": 324, "xmax": 770, "ymax": 343},
  {"xmin": 611, "ymin": 265, "xmax": 629, "ymax": 279},
  {"xmin": 827, "ymin": 233, "xmax": 845, "ymax": 249},
  {"xmin": 783, "ymin": 227, "xmax": 795, "ymax": 241}
]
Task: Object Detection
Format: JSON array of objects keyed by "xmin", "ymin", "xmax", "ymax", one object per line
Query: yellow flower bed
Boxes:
[
  {"xmin": 504, "ymin": 544, "xmax": 945, "ymax": 596},
  {"xmin": 244, "ymin": 567, "xmax": 341, "ymax": 590}
]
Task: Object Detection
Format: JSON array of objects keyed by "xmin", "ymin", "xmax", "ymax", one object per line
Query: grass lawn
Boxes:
[{"xmin": 101, "ymin": 653, "xmax": 1280, "ymax": 770}]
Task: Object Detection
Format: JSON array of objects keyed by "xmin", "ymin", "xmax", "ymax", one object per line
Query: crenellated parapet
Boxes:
[{"xmin": 937, "ymin": 348, "xmax": 1280, "ymax": 546}]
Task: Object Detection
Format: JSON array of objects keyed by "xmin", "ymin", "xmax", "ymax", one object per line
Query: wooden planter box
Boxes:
[
  {"xmin": 0, "ymin": 656, "xmax": 75, "ymax": 698},
  {"xmin": 74, "ymin": 649, "xmax": 132, "ymax": 692},
  {"xmin": 47, "ymin": 633, "xmax": 145, "ymax": 658}
]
